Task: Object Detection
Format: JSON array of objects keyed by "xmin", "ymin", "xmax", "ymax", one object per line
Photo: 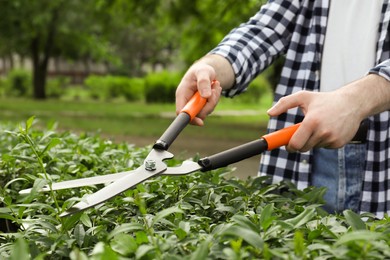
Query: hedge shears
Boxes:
[{"xmin": 20, "ymin": 81, "xmax": 300, "ymax": 217}]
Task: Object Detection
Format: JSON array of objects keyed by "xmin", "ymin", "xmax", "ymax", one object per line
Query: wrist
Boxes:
[{"xmin": 339, "ymin": 74, "xmax": 390, "ymax": 120}]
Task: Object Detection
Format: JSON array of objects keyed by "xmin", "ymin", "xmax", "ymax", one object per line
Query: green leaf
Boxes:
[
  {"xmin": 174, "ymin": 228, "xmax": 187, "ymax": 240},
  {"xmin": 111, "ymin": 234, "xmax": 137, "ymax": 256},
  {"xmin": 216, "ymin": 205, "xmax": 236, "ymax": 213},
  {"xmin": 135, "ymin": 244, "xmax": 154, "ymax": 259},
  {"xmin": 222, "ymin": 248, "xmax": 237, "ymax": 259},
  {"xmin": 190, "ymin": 239, "xmax": 210, "ymax": 260},
  {"xmin": 307, "ymin": 229, "xmax": 322, "ymax": 242},
  {"xmin": 108, "ymin": 223, "xmax": 144, "ymax": 240},
  {"xmin": 100, "ymin": 245, "xmax": 119, "ymax": 260},
  {"xmin": 12, "ymin": 155, "xmax": 36, "ymax": 163},
  {"xmin": 25, "ymin": 116, "xmax": 35, "ymax": 132},
  {"xmin": 343, "ymin": 210, "xmax": 366, "ymax": 231},
  {"xmin": 225, "ymin": 179, "xmax": 251, "ymax": 194},
  {"xmin": 31, "ymin": 178, "xmax": 48, "ymax": 193},
  {"xmin": 40, "ymin": 137, "xmax": 61, "ymax": 156},
  {"xmin": 61, "ymin": 212, "xmax": 82, "ymax": 232},
  {"xmin": 0, "ymin": 207, "xmax": 12, "ymax": 214},
  {"xmin": 92, "ymin": 242, "xmax": 119, "ymax": 259},
  {"xmin": 174, "ymin": 221, "xmax": 191, "ymax": 240},
  {"xmin": 135, "ymin": 231, "xmax": 149, "ymax": 244},
  {"xmin": 285, "ymin": 208, "xmax": 316, "ymax": 229},
  {"xmin": 10, "ymin": 238, "xmax": 29, "ymax": 260},
  {"xmin": 260, "ymin": 204, "xmax": 275, "ymax": 231},
  {"xmin": 231, "ymin": 214, "xmax": 259, "ymax": 232},
  {"xmin": 70, "ymin": 248, "xmax": 89, "ymax": 260},
  {"xmin": 335, "ymin": 230, "xmax": 383, "ymax": 246},
  {"xmin": 79, "ymin": 213, "xmax": 92, "ymax": 228},
  {"xmin": 221, "ymin": 225, "xmax": 263, "ymax": 249},
  {"xmin": 152, "ymin": 206, "xmax": 183, "ymax": 225},
  {"xmin": 4, "ymin": 178, "xmax": 28, "ymax": 190},
  {"xmin": 74, "ymin": 223, "xmax": 85, "ymax": 247},
  {"xmin": 294, "ymin": 231, "xmax": 306, "ymax": 257},
  {"xmin": 301, "ymin": 187, "xmax": 327, "ymax": 203}
]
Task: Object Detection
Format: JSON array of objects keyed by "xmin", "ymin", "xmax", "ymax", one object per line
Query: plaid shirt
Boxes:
[{"xmin": 211, "ymin": 0, "xmax": 390, "ymax": 218}]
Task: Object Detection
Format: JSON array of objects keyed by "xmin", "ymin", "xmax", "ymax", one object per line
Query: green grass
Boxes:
[{"xmin": 0, "ymin": 94, "xmax": 272, "ymax": 142}]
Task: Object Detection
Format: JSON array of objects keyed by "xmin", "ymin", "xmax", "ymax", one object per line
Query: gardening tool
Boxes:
[{"xmin": 18, "ymin": 81, "xmax": 301, "ymax": 217}]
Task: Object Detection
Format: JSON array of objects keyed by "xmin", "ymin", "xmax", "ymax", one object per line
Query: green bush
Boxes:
[
  {"xmin": 84, "ymin": 75, "xmax": 144, "ymax": 101},
  {"xmin": 123, "ymin": 77, "xmax": 145, "ymax": 101},
  {"xmin": 84, "ymin": 75, "xmax": 107, "ymax": 100},
  {"xmin": 62, "ymin": 86, "xmax": 90, "ymax": 101},
  {"xmin": 144, "ymin": 71, "xmax": 182, "ymax": 103},
  {"xmin": 5, "ymin": 69, "xmax": 32, "ymax": 97},
  {"xmin": 0, "ymin": 77, "xmax": 6, "ymax": 97},
  {"xmin": 1, "ymin": 118, "xmax": 390, "ymax": 259},
  {"xmin": 46, "ymin": 76, "xmax": 70, "ymax": 99}
]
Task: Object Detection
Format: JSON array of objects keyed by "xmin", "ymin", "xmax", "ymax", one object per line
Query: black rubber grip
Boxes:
[
  {"xmin": 198, "ymin": 138, "xmax": 268, "ymax": 171},
  {"xmin": 350, "ymin": 119, "xmax": 369, "ymax": 143},
  {"xmin": 153, "ymin": 113, "xmax": 191, "ymax": 150}
]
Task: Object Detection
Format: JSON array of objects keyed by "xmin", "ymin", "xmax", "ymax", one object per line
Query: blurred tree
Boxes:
[
  {"xmin": 165, "ymin": 0, "xmax": 283, "ymax": 91},
  {"xmin": 0, "ymin": 0, "xmax": 279, "ymax": 99},
  {"xmin": 166, "ymin": 0, "xmax": 267, "ymax": 64},
  {"xmin": 0, "ymin": 1, "xmax": 107, "ymax": 99},
  {"xmin": 106, "ymin": 0, "xmax": 180, "ymax": 76},
  {"xmin": 0, "ymin": 0, "xmax": 165, "ymax": 99}
]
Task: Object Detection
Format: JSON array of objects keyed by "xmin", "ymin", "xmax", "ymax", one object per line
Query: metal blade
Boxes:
[
  {"xmin": 20, "ymin": 161, "xmax": 202, "ymax": 195},
  {"xmin": 162, "ymin": 160, "xmax": 202, "ymax": 175},
  {"xmin": 19, "ymin": 171, "xmax": 131, "ymax": 194},
  {"xmin": 60, "ymin": 149, "xmax": 173, "ymax": 217}
]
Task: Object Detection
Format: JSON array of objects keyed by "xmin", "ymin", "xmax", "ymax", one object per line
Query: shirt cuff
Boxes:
[{"xmin": 369, "ymin": 59, "xmax": 390, "ymax": 81}]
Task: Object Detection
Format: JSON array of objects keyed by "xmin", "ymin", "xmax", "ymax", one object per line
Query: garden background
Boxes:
[
  {"xmin": 0, "ymin": 0, "xmax": 278, "ymax": 179},
  {"xmin": 1, "ymin": 1, "xmax": 389, "ymax": 259}
]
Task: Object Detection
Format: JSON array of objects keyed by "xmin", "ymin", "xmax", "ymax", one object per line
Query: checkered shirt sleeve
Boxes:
[{"xmin": 210, "ymin": 0, "xmax": 300, "ymax": 97}]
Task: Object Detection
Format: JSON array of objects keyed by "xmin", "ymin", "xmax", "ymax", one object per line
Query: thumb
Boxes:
[
  {"xmin": 198, "ymin": 78, "xmax": 212, "ymax": 98},
  {"xmin": 194, "ymin": 64, "xmax": 216, "ymax": 98}
]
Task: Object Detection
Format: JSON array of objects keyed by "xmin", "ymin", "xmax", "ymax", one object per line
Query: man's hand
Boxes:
[
  {"xmin": 267, "ymin": 74, "xmax": 390, "ymax": 152},
  {"xmin": 175, "ymin": 54, "xmax": 234, "ymax": 126},
  {"xmin": 176, "ymin": 63, "xmax": 221, "ymax": 126},
  {"xmin": 268, "ymin": 90, "xmax": 362, "ymax": 152}
]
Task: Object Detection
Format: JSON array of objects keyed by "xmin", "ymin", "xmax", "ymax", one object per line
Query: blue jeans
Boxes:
[{"xmin": 311, "ymin": 144, "xmax": 366, "ymax": 213}]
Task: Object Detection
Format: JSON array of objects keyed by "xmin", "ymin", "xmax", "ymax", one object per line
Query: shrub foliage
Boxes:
[
  {"xmin": 0, "ymin": 118, "xmax": 390, "ymax": 259},
  {"xmin": 84, "ymin": 75, "xmax": 145, "ymax": 102},
  {"xmin": 83, "ymin": 71, "xmax": 181, "ymax": 103},
  {"xmin": 144, "ymin": 71, "xmax": 182, "ymax": 103}
]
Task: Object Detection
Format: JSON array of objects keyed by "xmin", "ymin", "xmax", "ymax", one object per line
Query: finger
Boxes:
[
  {"xmin": 176, "ymin": 63, "xmax": 216, "ymax": 113},
  {"xmin": 176, "ymin": 78, "xmax": 197, "ymax": 114},
  {"xmin": 286, "ymin": 122, "xmax": 313, "ymax": 152},
  {"xmin": 195, "ymin": 82, "xmax": 222, "ymax": 124},
  {"xmin": 194, "ymin": 66, "xmax": 216, "ymax": 98},
  {"xmin": 190, "ymin": 117, "xmax": 204, "ymax": 126},
  {"xmin": 298, "ymin": 136, "xmax": 321, "ymax": 152},
  {"xmin": 289, "ymin": 125, "xmax": 337, "ymax": 152},
  {"xmin": 267, "ymin": 91, "xmax": 307, "ymax": 116}
]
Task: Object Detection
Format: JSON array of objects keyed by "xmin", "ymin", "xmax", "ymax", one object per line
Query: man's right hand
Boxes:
[{"xmin": 175, "ymin": 54, "xmax": 235, "ymax": 126}]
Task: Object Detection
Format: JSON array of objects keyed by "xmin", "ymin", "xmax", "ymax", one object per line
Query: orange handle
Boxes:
[
  {"xmin": 262, "ymin": 123, "xmax": 301, "ymax": 150},
  {"xmin": 181, "ymin": 92, "xmax": 207, "ymax": 121},
  {"xmin": 181, "ymin": 80, "xmax": 217, "ymax": 121}
]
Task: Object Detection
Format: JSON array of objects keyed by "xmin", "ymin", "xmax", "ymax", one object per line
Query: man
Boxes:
[{"xmin": 175, "ymin": 1, "xmax": 390, "ymax": 217}]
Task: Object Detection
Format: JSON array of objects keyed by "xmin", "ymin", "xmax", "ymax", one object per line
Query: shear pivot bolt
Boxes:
[{"xmin": 145, "ymin": 159, "xmax": 156, "ymax": 171}]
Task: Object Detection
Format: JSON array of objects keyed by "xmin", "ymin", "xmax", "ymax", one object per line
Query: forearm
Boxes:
[{"xmin": 338, "ymin": 74, "xmax": 390, "ymax": 120}]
